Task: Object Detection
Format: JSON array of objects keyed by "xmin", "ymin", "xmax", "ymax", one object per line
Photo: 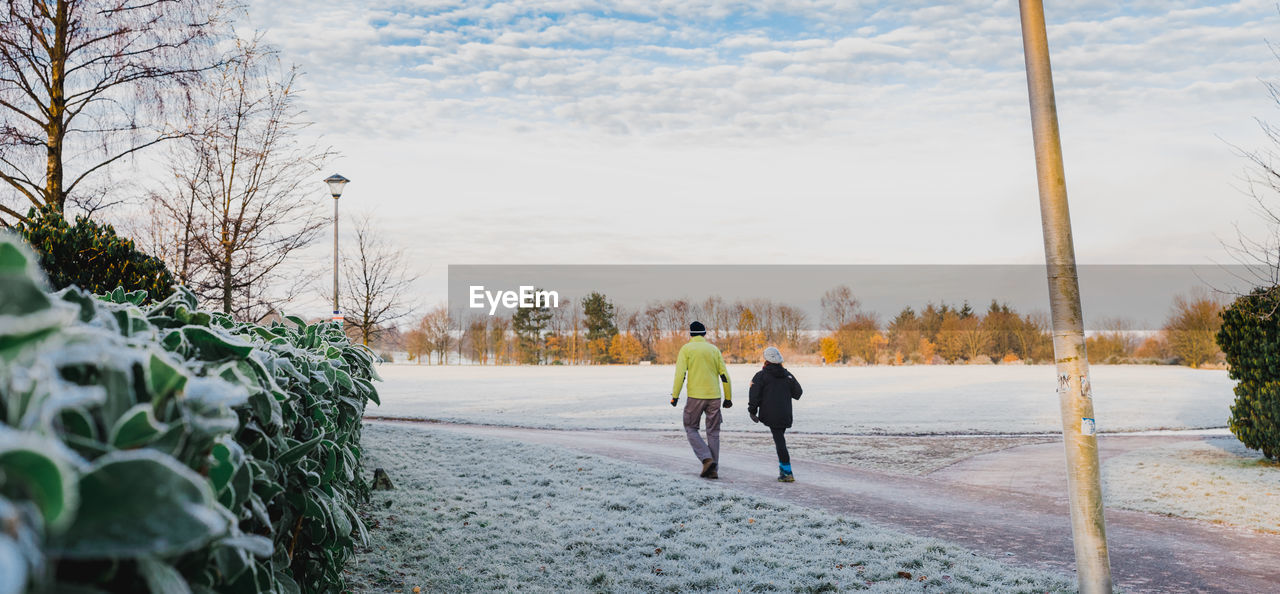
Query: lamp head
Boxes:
[{"xmin": 324, "ymin": 174, "xmax": 349, "ymax": 198}]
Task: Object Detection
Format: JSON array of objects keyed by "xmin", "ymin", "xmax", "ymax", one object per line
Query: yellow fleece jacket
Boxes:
[{"xmin": 671, "ymin": 336, "xmax": 732, "ymax": 400}]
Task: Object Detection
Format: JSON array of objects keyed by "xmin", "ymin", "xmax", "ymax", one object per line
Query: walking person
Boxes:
[
  {"xmin": 670, "ymin": 321, "xmax": 733, "ymax": 479},
  {"xmin": 748, "ymin": 346, "xmax": 803, "ymax": 482}
]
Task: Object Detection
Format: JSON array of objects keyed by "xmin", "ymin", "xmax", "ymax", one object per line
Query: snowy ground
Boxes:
[
  {"xmin": 373, "ymin": 364, "xmax": 1234, "ymax": 434},
  {"xmin": 349, "ymin": 423, "xmax": 1075, "ymax": 593},
  {"xmin": 1102, "ymin": 437, "xmax": 1280, "ymax": 533}
]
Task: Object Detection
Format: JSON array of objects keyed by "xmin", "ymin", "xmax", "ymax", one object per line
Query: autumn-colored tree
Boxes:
[
  {"xmin": 489, "ymin": 316, "xmax": 511, "ymax": 364},
  {"xmin": 918, "ymin": 302, "xmax": 950, "ymax": 345},
  {"xmin": 544, "ymin": 334, "xmax": 566, "ymax": 363},
  {"xmin": 1134, "ymin": 334, "xmax": 1171, "ymax": 361},
  {"xmin": 565, "ymin": 301, "xmax": 584, "ymax": 364},
  {"xmin": 983, "ymin": 301, "xmax": 1019, "ymax": 358},
  {"xmin": 886, "ymin": 307, "xmax": 921, "ymax": 358},
  {"xmin": 956, "ymin": 315, "xmax": 992, "ymax": 361},
  {"xmin": 919, "ymin": 337, "xmax": 937, "ymax": 364},
  {"xmin": 587, "ymin": 337, "xmax": 612, "ymax": 364},
  {"xmin": 819, "ymin": 336, "xmax": 842, "ymax": 364},
  {"xmin": 935, "ymin": 313, "xmax": 966, "ymax": 362},
  {"xmin": 833, "ymin": 313, "xmax": 881, "ymax": 364},
  {"xmin": 652, "ymin": 335, "xmax": 685, "ymax": 364},
  {"xmin": 404, "ymin": 324, "xmax": 429, "ymax": 364},
  {"xmin": 609, "ymin": 333, "xmax": 646, "ymax": 364},
  {"xmin": 1013, "ymin": 312, "xmax": 1052, "ymax": 363},
  {"xmin": 1085, "ymin": 318, "xmax": 1138, "ymax": 364},
  {"xmin": 1164, "ymin": 291, "xmax": 1225, "ymax": 368},
  {"xmin": 734, "ymin": 307, "xmax": 766, "ymax": 362}
]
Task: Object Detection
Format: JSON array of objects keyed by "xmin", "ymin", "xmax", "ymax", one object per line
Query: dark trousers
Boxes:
[{"xmin": 770, "ymin": 426, "xmax": 790, "ymax": 465}]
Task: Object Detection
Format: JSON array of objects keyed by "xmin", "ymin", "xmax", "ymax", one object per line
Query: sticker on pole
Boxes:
[{"xmin": 1081, "ymin": 417, "xmax": 1096, "ymax": 436}]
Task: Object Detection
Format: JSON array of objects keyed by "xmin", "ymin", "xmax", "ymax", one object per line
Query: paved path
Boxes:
[{"xmin": 367, "ymin": 420, "xmax": 1279, "ymax": 593}]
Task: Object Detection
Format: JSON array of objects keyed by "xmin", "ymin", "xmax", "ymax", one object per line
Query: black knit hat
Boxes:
[{"xmin": 690, "ymin": 321, "xmax": 706, "ymax": 336}]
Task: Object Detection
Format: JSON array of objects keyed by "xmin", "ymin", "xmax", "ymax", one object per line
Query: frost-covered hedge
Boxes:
[
  {"xmin": 0, "ymin": 235, "xmax": 380, "ymax": 593},
  {"xmin": 1218, "ymin": 287, "xmax": 1280, "ymax": 459}
]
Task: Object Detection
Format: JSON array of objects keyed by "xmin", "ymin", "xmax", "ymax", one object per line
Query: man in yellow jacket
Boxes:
[{"xmin": 670, "ymin": 321, "xmax": 732, "ymax": 479}]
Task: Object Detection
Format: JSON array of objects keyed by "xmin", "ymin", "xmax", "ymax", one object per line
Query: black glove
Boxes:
[
  {"xmin": 722, "ymin": 399, "xmax": 733, "ymax": 409},
  {"xmin": 749, "ymin": 409, "xmax": 760, "ymax": 423},
  {"xmin": 670, "ymin": 397, "xmax": 679, "ymax": 407}
]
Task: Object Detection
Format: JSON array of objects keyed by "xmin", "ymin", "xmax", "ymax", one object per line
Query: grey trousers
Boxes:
[{"xmin": 683, "ymin": 397, "xmax": 722, "ymax": 462}]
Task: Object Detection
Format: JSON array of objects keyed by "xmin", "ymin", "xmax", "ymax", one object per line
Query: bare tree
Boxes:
[
  {"xmin": 775, "ymin": 304, "xmax": 808, "ymax": 347},
  {"xmin": 139, "ymin": 154, "xmax": 208, "ymax": 285},
  {"xmin": 338, "ymin": 214, "xmax": 417, "ymax": 346},
  {"xmin": 464, "ymin": 315, "xmax": 490, "ymax": 364},
  {"xmin": 418, "ymin": 305, "xmax": 453, "ymax": 364},
  {"xmin": 153, "ymin": 37, "xmax": 329, "ymax": 320},
  {"xmin": 0, "ymin": 0, "xmax": 234, "ymax": 224},
  {"xmin": 821, "ymin": 285, "xmax": 859, "ymax": 331},
  {"xmin": 703, "ymin": 295, "xmax": 731, "ymax": 342}
]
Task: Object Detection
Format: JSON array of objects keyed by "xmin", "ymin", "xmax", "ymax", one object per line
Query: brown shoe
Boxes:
[
  {"xmin": 707, "ymin": 469, "xmax": 719, "ymax": 479},
  {"xmin": 700, "ymin": 458, "xmax": 715, "ymax": 477}
]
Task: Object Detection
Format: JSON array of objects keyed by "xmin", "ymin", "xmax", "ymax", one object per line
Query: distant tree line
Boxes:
[{"xmin": 381, "ymin": 286, "xmax": 1226, "ymax": 368}]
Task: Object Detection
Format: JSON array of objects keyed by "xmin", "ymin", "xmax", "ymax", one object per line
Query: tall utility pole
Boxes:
[
  {"xmin": 1017, "ymin": 2, "xmax": 1113, "ymax": 592},
  {"xmin": 324, "ymin": 174, "xmax": 350, "ymax": 325}
]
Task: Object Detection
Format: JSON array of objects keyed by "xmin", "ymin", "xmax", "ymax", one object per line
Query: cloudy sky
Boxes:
[{"xmin": 246, "ymin": 0, "xmax": 1280, "ymax": 314}]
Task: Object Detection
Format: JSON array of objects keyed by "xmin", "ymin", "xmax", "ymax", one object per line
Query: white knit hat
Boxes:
[{"xmin": 763, "ymin": 346, "xmax": 783, "ymax": 364}]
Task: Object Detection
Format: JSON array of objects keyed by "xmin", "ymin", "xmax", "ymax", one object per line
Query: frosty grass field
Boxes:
[
  {"xmin": 349, "ymin": 424, "xmax": 1074, "ymax": 593},
  {"xmin": 353, "ymin": 364, "xmax": 1272, "ymax": 591},
  {"xmin": 1102, "ymin": 437, "xmax": 1280, "ymax": 533},
  {"xmin": 372, "ymin": 364, "xmax": 1235, "ymax": 434}
]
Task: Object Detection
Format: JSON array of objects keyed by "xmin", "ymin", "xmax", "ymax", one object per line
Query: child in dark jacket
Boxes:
[{"xmin": 747, "ymin": 346, "xmax": 803, "ymax": 482}]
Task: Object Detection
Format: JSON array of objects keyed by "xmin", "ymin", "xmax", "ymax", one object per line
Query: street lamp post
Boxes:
[
  {"xmin": 324, "ymin": 174, "xmax": 349, "ymax": 326},
  {"xmin": 1017, "ymin": 2, "xmax": 1112, "ymax": 592}
]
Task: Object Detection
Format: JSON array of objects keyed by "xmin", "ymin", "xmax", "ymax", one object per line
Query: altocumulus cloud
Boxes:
[
  {"xmin": 248, "ymin": 0, "xmax": 1280, "ymax": 142},
  {"xmin": 246, "ymin": 0, "xmax": 1280, "ymax": 319}
]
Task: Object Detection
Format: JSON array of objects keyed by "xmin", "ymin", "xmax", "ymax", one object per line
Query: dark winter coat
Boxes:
[{"xmin": 747, "ymin": 363, "xmax": 803, "ymax": 428}]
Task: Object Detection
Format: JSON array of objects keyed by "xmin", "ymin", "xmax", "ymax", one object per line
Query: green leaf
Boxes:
[
  {"xmin": 55, "ymin": 450, "xmax": 228, "ymax": 559},
  {"xmin": 321, "ymin": 441, "xmax": 337, "ymax": 485},
  {"xmin": 56, "ymin": 286, "xmax": 98, "ymax": 323},
  {"xmin": 220, "ymin": 534, "xmax": 273, "ymax": 558},
  {"xmin": 137, "ymin": 557, "xmax": 192, "ymax": 594},
  {"xmin": 0, "ymin": 433, "xmax": 78, "ymax": 531},
  {"xmin": 277, "ymin": 432, "xmax": 324, "ymax": 466},
  {"xmin": 147, "ymin": 352, "xmax": 188, "ymax": 409},
  {"xmin": 59, "ymin": 407, "xmax": 98, "ymax": 442},
  {"xmin": 355, "ymin": 378, "xmax": 380, "ymax": 406},
  {"xmin": 209, "ymin": 439, "xmax": 244, "ymax": 495},
  {"xmin": 274, "ymin": 571, "xmax": 301, "ymax": 594},
  {"xmin": 109, "ymin": 404, "xmax": 167, "ymax": 449},
  {"xmin": 181, "ymin": 326, "xmax": 253, "ymax": 361},
  {"xmin": 0, "ymin": 239, "xmax": 32, "ymax": 274}
]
